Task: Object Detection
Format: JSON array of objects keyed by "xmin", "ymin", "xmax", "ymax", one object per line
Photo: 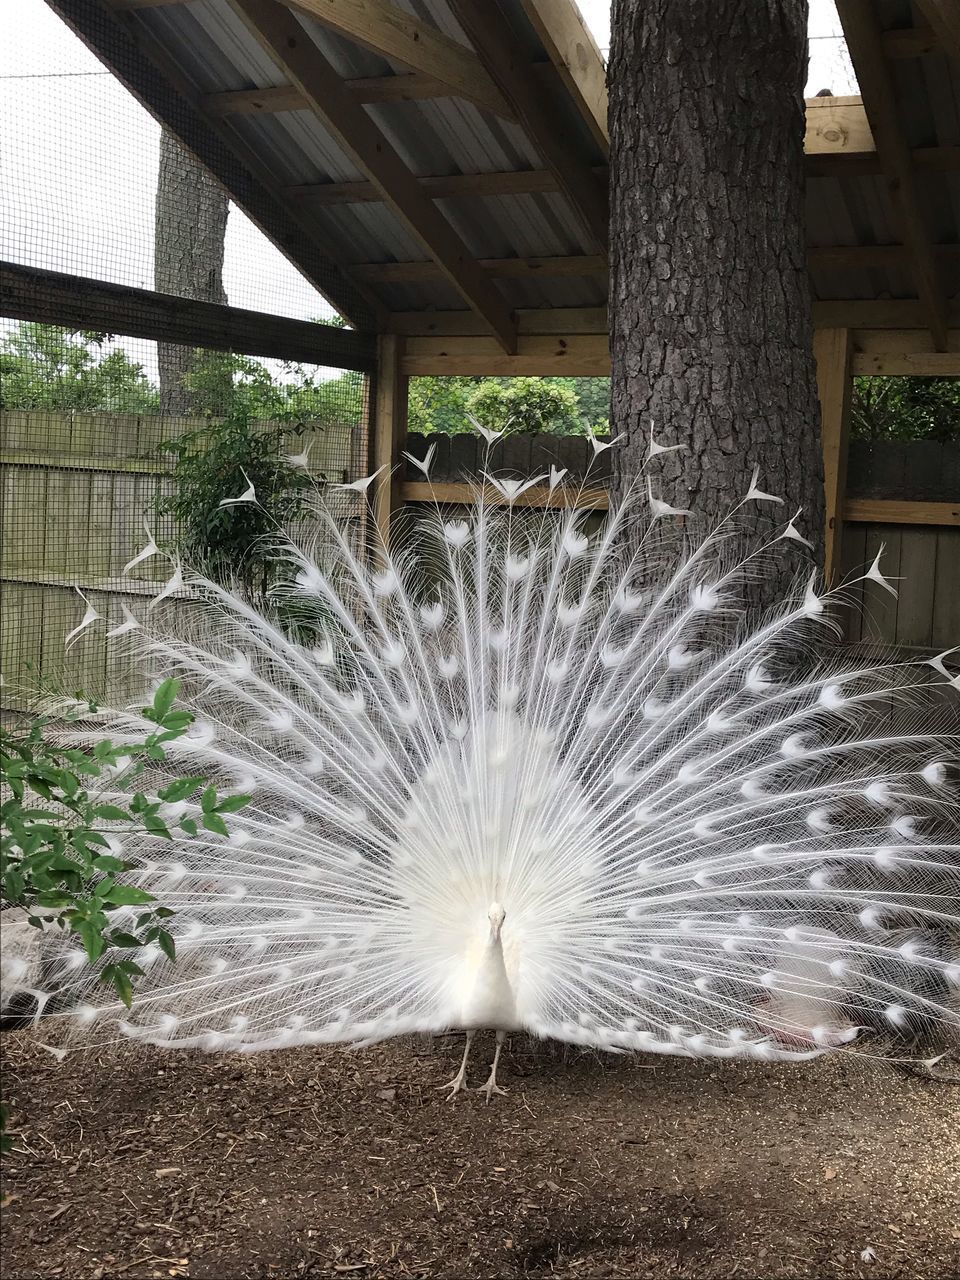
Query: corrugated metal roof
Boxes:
[{"xmin": 78, "ymin": 0, "xmax": 960, "ymax": 327}]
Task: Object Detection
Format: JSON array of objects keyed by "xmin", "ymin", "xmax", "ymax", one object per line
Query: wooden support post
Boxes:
[
  {"xmin": 371, "ymin": 334, "xmax": 408, "ymax": 549},
  {"xmin": 814, "ymin": 328, "xmax": 854, "ymax": 583}
]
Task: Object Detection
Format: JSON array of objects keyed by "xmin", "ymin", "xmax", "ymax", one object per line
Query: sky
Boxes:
[{"xmin": 0, "ymin": 0, "xmax": 858, "ymax": 377}]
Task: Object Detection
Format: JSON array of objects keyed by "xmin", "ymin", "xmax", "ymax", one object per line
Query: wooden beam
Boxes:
[
  {"xmin": 286, "ymin": 168, "xmax": 575, "ymax": 205},
  {"xmin": 371, "ymin": 334, "xmax": 407, "ymax": 546},
  {"xmin": 852, "ymin": 329, "xmax": 960, "ymax": 355},
  {"xmin": 400, "ymin": 485, "xmax": 960, "ymax": 527},
  {"xmin": 446, "ymin": 0, "xmax": 608, "ymax": 250},
  {"xmin": 228, "ymin": 0, "xmax": 517, "ymax": 352},
  {"xmin": 881, "ymin": 26, "xmax": 941, "ymax": 59},
  {"xmin": 352, "ymin": 254, "xmax": 607, "ymax": 283},
  {"xmin": 844, "ymin": 499, "xmax": 960, "ymax": 527},
  {"xmin": 836, "ymin": 2, "xmax": 949, "ymax": 350},
  {"xmin": 45, "ymin": 0, "xmax": 382, "ymax": 331},
  {"xmin": 913, "ymin": 1, "xmax": 960, "ymax": 63},
  {"xmin": 804, "ymin": 95, "xmax": 875, "ymax": 156},
  {"xmin": 806, "ymin": 144, "xmax": 960, "ymax": 177},
  {"xmin": 852, "ymin": 350, "xmax": 960, "ymax": 375},
  {"xmin": 202, "ymin": 74, "xmax": 455, "ymax": 116},
  {"xmin": 809, "ymin": 243, "xmax": 960, "ymax": 269},
  {"xmin": 0, "ymin": 261, "xmax": 376, "ymax": 369},
  {"xmin": 285, "ymin": 0, "xmax": 511, "ymax": 118},
  {"xmin": 400, "ymin": 333, "xmax": 610, "ymax": 375},
  {"xmin": 814, "ymin": 328, "xmax": 854, "ymax": 583},
  {"xmin": 517, "ymin": 0, "xmax": 609, "ymax": 153},
  {"xmin": 814, "ymin": 299, "xmax": 960, "ymax": 329},
  {"xmin": 388, "ymin": 307, "xmax": 607, "ymax": 336},
  {"xmin": 401, "ymin": 480, "xmax": 609, "ymax": 510},
  {"xmin": 385, "ymin": 300, "xmax": 960, "ymax": 339}
]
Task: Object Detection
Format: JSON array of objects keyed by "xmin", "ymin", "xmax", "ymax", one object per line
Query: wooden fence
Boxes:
[
  {"xmin": 400, "ymin": 433, "xmax": 960, "ymax": 656},
  {"xmin": 0, "ymin": 410, "xmax": 364, "ymax": 708},
  {"xmin": 2, "ymin": 416, "xmax": 957, "ymax": 710}
]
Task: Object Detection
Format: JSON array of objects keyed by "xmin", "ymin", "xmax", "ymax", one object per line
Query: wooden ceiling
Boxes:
[{"xmin": 38, "ymin": 0, "xmax": 960, "ymax": 362}]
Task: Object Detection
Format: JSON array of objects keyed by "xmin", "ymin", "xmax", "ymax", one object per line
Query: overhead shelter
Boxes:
[{"xmin": 5, "ymin": 0, "xmax": 960, "ymax": 561}]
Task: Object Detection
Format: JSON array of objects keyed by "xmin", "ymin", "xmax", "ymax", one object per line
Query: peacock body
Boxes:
[{"xmin": 5, "ymin": 442, "xmax": 960, "ymax": 1094}]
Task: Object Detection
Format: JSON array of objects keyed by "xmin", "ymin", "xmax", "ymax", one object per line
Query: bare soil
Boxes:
[{"xmin": 1, "ymin": 1031, "xmax": 958, "ymax": 1280}]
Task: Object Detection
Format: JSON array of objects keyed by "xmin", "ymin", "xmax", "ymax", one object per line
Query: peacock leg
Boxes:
[
  {"xmin": 477, "ymin": 1030, "xmax": 509, "ymax": 1103},
  {"xmin": 439, "ymin": 1030, "xmax": 474, "ymax": 1097}
]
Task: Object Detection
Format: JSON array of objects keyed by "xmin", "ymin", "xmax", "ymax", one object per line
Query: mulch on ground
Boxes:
[{"xmin": 1, "ymin": 1030, "xmax": 958, "ymax": 1280}]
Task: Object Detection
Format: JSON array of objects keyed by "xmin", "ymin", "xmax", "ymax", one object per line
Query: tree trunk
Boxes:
[
  {"xmin": 154, "ymin": 130, "xmax": 230, "ymax": 416},
  {"xmin": 608, "ymin": 0, "xmax": 825, "ymax": 579}
]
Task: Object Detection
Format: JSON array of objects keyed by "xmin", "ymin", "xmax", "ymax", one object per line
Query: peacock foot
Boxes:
[
  {"xmin": 476, "ymin": 1075, "xmax": 508, "ymax": 1104},
  {"xmin": 438, "ymin": 1070, "xmax": 469, "ymax": 1099}
]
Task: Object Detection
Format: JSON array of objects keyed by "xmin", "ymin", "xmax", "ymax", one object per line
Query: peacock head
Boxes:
[{"xmin": 487, "ymin": 902, "xmax": 506, "ymax": 941}]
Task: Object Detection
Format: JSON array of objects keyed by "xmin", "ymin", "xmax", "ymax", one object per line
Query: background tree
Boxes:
[
  {"xmin": 0, "ymin": 324, "xmax": 158, "ymax": 413},
  {"xmin": 852, "ymin": 376, "xmax": 959, "ymax": 442},
  {"xmin": 608, "ymin": 0, "xmax": 824, "ymax": 568},
  {"xmin": 154, "ymin": 131, "xmax": 230, "ymax": 415}
]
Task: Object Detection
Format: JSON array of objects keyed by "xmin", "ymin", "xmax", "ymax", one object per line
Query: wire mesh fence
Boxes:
[
  {"xmin": 1, "ymin": 2, "xmax": 377, "ymax": 711},
  {"xmin": 0, "ymin": 333, "xmax": 370, "ymax": 710}
]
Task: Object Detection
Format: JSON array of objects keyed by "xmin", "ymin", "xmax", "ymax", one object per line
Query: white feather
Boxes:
[{"xmin": 21, "ymin": 478, "xmax": 958, "ymax": 1080}]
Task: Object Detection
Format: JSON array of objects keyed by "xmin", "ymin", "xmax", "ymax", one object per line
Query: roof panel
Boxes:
[{"xmin": 76, "ymin": 0, "xmax": 960, "ymax": 329}]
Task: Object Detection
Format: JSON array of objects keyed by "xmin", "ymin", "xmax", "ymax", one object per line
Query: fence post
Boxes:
[
  {"xmin": 370, "ymin": 334, "xmax": 408, "ymax": 549},
  {"xmin": 814, "ymin": 327, "xmax": 854, "ymax": 583}
]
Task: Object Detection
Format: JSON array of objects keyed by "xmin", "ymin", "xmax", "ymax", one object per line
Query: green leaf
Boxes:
[
  {"xmin": 179, "ymin": 817, "xmax": 198, "ymax": 837},
  {"xmin": 91, "ymin": 855, "xmax": 126, "ymax": 874},
  {"xmin": 93, "ymin": 804, "xmax": 131, "ymax": 822},
  {"xmin": 103, "ymin": 963, "xmax": 133, "ymax": 1008},
  {"xmin": 143, "ymin": 814, "xmax": 172, "ymax": 840},
  {"xmin": 215, "ymin": 793, "xmax": 251, "ymax": 814},
  {"xmin": 202, "ymin": 812, "xmax": 229, "ymax": 838},
  {"xmin": 107, "ymin": 931, "xmax": 142, "ymax": 948},
  {"xmin": 200, "ymin": 786, "xmax": 217, "ymax": 814},
  {"xmin": 76, "ymin": 920, "xmax": 107, "ymax": 963},
  {"xmin": 157, "ymin": 928, "xmax": 176, "ymax": 962},
  {"xmin": 148, "ymin": 678, "xmax": 180, "ymax": 724},
  {"xmin": 158, "ymin": 776, "xmax": 205, "ymax": 803},
  {"xmin": 100, "ymin": 883, "xmax": 154, "ymax": 907}
]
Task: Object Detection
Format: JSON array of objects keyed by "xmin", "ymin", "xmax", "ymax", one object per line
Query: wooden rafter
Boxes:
[
  {"xmin": 202, "ymin": 74, "xmax": 457, "ymax": 116},
  {"xmin": 913, "ymin": 1, "xmax": 960, "ymax": 63},
  {"xmin": 836, "ymin": 1, "xmax": 949, "ymax": 351},
  {"xmin": 808, "ymin": 243, "xmax": 960, "ymax": 269},
  {"xmin": 352, "ymin": 254, "xmax": 607, "ymax": 282},
  {"xmin": 385, "ymin": 300, "xmax": 960, "ymax": 339},
  {"xmin": 516, "ymin": 0, "xmax": 609, "ymax": 153},
  {"xmin": 46, "ymin": 0, "xmax": 383, "ymax": 330},
  {"xmin": 228, "ymin": 0, "xmax": 517, "ymax": 352},
  {"xmin": 446, "ymin": 0, "xmax": 609, "ymax": 249},
  {"xmin": 287, "ymin": 169, "xmax": 583, "ymax": 205},
  {"xmin": 284, "ymin": 0, "xmax": 510, "ymax": 118},
  {"xmin": 881, "ymin": 26, "xmax": 941, "ymax": 58}
]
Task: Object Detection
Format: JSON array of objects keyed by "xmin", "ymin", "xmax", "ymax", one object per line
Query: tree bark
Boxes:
[
  {"xmin": 154, "ymin": 130, "xmax": 229, "ymax": 415},
  {"xmin": 608, "ymin": 0, "xmax": 825, "ymax": 578}
]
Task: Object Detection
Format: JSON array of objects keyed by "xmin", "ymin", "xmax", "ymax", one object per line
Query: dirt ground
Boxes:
[{"xmin": 1, "ymin": 1031, "xmax": 958, "ymax": 1280}]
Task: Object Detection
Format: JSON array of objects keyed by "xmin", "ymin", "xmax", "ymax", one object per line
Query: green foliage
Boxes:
[
  {"xmin": 0, "ymin": 678, "xmax": 249, "ymax": 1152},
  {"xmin": 852, "ymin": 377, "xmax": 960, "ymax": 442},
  {"xmin": 154, "ymin": 406, "xmax": 315, "ymax": 599},
  {"xmin": 184, "ymin": 350, "xmax": 364, "ymax": 425},
  {"xmin": 467, "ymin": 377, "xmax": 581, "ymax": 436},
  {"xmin": 407, "ymin": 375, "xmax": 610, "ymax": 437},
  {"xmin": 0, "ymin": 323, "xmax": 159, "ymax": 414}
]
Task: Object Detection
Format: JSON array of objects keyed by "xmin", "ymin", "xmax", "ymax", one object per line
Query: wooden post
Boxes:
[
  {"xmin": 370, "ymin": 334, "xmax": 408, "ymax": 549},
  {"xmin": 814, "ymin": 327, "xmax": 854, "ymax": 583}
]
